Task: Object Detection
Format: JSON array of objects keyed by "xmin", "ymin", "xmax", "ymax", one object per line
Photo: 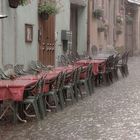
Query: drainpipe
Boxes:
[
  {"xmin": 0, "ymin": 1, "xmax": 2, "ymax": 67},
  {"xmin": 14, "ymin": 10, "xmax": 17, "ymax": 65},
  {"xmin": 87, "ymin": 0, "xmax": 90, "ymax": 53},
  {"xmin": 1, "ymin": 0, "xmax": 4, "ymax": 66}
]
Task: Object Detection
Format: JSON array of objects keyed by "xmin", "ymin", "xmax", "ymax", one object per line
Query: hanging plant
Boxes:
[
  {"xmin": 19, "ymin": 0, "xmax": 29, "ymax": 6},
  {"xmin": 8, "ymin": 0, "xmax": 20, "ymax": 8},
  {"xmin": 38, "ymin": 1, "xmax": 59, "ymax": 20},
  {"xmin": 8, "ymin": 0, "xmax": 29, "ymax": 8},
  {"xmin": 116, "ymin": 30, "xmax": 122, "ymax": 35},
  {"xmin": 93, "ymin": 9, "xmax": 103, "ymax": 19},
  {"xmin": 116, "ymin": 15, "xmax": 123, "ymax": 24},
  {"xmin": 98, "ymin": 26, "xmax": 105, "ymax": 32},
  {"xmin": 125, "ymin": 15, "xmax": 133, "ymax": 24}
]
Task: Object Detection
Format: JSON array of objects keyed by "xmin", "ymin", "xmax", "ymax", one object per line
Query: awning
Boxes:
[
  {"xmin": 128, "ymin": 0, "xmax": 140, "ymax": 5},
  {"xmin": 70, "ymin": 0, "xmax": 86, "ymax": 7}
]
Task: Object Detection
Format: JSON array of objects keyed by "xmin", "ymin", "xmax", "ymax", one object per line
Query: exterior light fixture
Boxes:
[{"xmin": 0, "ymin": 14, "xmax": 7, "ymax": 19}]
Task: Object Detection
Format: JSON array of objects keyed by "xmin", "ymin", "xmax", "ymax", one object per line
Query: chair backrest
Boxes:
[
  {"xmin": 25, "ymin": 77, "xmax": 45, "ymax": 96},
  {"xmin": 71, "ymin": 68, "xmax": 78, "ymax": 83},
  {"xmin": 60, "ymin": 55, "xmax": 68, "ymax": 66},
  {"xmin": 3, "ymin": 64, "xmax": 14, "ymax": 71},
  {"xmin": 14, "ymin": 64, "xmax": 24, "ymax": 75},
  {"xmin": 70, "ymin": 52, "xmax": 78, "ymax": 61},
  {"xmin": 113, "ymin": 54, "xmax": 120, "ymax": 66},
  {"xmin": 3, "ymin": 64, "xmax": 15, "ymax": 78},
  {"xmin": 55, "ymin": 72, "xmax": 64, "ymax": 90},
  {"xmin": 67, "ymin": 54, "xmax": 75, "ymax": 64},
  {"xmin": 124, "ymin": 51, "xmax": 129, "ymax": 64},
  {"xmin": 0, "ymin": 68, "xmax": 10, "ymax": 80},
  {"xmin": 36, "ymin": 60, "xmax": 48, "ymax": 69},
  {"xmin": 121, "ymin": 52, "xmax": 127, "ymax": 64},
  {"xmin": 29, "ymin": 60, "xmax": 40, "ymax": 72},
  {"xmin": 76, "ymin": 67, "xmax": 82, "ymax": 83},
  {"xmin": 87, "ymin": 64, "xmax": 93, "ymax": 79}
]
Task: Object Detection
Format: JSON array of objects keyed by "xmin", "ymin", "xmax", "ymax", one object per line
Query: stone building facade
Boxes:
[
  {"xmin": 88, "ymin": 0, "xmax": 140, "ymax": 56},
  {"xmin": 0, "ymin": 0, "xmax": 140, "ymax": 68}
]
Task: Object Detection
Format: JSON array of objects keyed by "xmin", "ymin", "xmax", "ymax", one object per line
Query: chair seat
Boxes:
[
  {"xmin": 80, "ymin": 79, "xmax": 88, "ymax": 83},
  {"xmin": 64, "ymin": 85, "xmax": 72, "ymax": 89},
  {"xmin": 23, "ymin": 98, "xmax": 36, "ymax": 103},
  {"xmin": 45, "ymin": 90, "xmax": 56, "ymax": 95}
]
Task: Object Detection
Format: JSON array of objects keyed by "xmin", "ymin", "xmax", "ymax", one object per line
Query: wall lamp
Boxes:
[{"xmin": 0, "ymin": 14, "xmax": 7, "ymax": 19}]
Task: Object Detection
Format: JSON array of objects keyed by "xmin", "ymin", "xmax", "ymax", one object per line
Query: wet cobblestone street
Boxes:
[{"xmin": 1, "ymin": 56, "xmax": 140, "ymax": 140}]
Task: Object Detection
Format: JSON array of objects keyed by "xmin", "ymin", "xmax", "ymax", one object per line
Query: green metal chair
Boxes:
[
  {"xmin": 87, "ymin": 64, "xmax": 94, "ymax": 94},
  {"xmin": 62, "ymin": 70, "xmax": 75, "ymax": 106},
  {"xmin": 43, "ymin": 73, "xmax": 62, "ymax": 112},
  {"xmin": 79, "ymin": 64, "xmax": 93, "ymax": 96},
  {"xmin": 72, "ymin": 67, "xmax": 83, "ymax": 101},
  {"xmin": 98, "ymin": 56, "xmax": 114, "ymax": 85},
  {"xmin": 23, "ymin": 77, "xmax": 46, "ymax": 120},
  {"xmin": 117, "ymin": 51, "xmax": 129, "ymax": 77}
]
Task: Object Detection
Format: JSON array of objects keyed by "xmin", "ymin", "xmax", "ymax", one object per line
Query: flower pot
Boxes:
[
  {"xmin": 116, "ymin": 30, "xmax": 122, "ymax": 35},
  {"xmin": 98, "ymin": 27, "xmax": 105, "ymax": 32},
  {"xmin": 9, "ymin": 0, "xmax": 20, "ymax": 8},
  {"xmin": 40, "ymin": 13, "xmax": 49, "ymax": 20},
  {"xmin": 93, "ymin": 9, "xmax": 103, "ymax": 19}
]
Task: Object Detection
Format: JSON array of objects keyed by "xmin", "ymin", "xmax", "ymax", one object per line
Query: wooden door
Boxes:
[
  {"xmin": 39, "ymin": 16, "xmax": 55, "ymax": 66},
  {"xmin": 70, "ymin": 4, "xmax": 78, "ymax": 53}
]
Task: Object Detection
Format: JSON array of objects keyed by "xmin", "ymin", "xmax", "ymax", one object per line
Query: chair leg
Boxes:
[
  {"xmin": 32, "ymin": 101, "xmax": 41, "ymax": 120},
  {"xmin": 114, "ymin": 68, "xmax": 118, "ymax": 80},
  {"xmin": 94, "ymin": 75, "xmax": 98, "ymax": 86},
  {"xmin": 105, "ymin": 73, "xmax": 110, "ymax": 85},
  {"xmin": 57, "ymin": 90, "xmax": 65, "ymax": 110},
  {"xmin": 13, "ymin": 102, "xmax": 18, "ymax": 123},
  {"xmin": 119, "ymin": 66, "xmax": 125, "ymax": 77},
  {"xmin": 38, "ymin": 95, "xmax": 46, "ymax": 119},
  {"xmin": 89, "ymin": 76, "xmax": 94, "ymax": 93},
  {"xmin": 69, "ymin": 87, "xmax": 75, "ymax": 104},
  {"xmin": 124, "ymin": 65, "xmax": 129, "ymax": 76},
  {"xmin": 109, "ymin": 72, "xmax": 113, "ymax": 83},
  {"xmin": 52, "ymin": 92, "xmax": 59, "ymax": 111},
  {"xmin": 84, "ymin": 81, "xmax": 91, "ymax": 95},
  {"xmin": 77, "ymin": 84, "xmax": 83, "ymax": 99},
  {"xmin": 73, "ymin": 85, "xmax": 79, "ymax": 102}
]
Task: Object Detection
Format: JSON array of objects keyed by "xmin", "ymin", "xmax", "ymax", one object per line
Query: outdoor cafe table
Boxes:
[
  {"xmin": 0, "ymin": 79, "xmax": 37, "ymax": 101},
  {"xmin": 0, "ymin": 73, "xmax": 58, "ymax": 101},
  {"xmin": 0, "ymin": 67, "xmax": 76, "ymax": 101},
  {"xmin": 76, "ymin": 59, "xmax": 105, "ymax": 75},
  {"xmin": 0, "ymin": 66, "xmax": 79, "ymax": 102}
]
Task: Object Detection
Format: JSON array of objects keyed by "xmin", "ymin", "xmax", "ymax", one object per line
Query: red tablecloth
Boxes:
[
  {"xmin": 0, "ymin": 66, "xmax": 77, "ymax": 101},
  {"xmin": 76, "ymin": 59, "xmax": 106, "ymax": 75},
  {"xmin": 0, "ymin": 80, "xmax": 37, "ymax": 101}
]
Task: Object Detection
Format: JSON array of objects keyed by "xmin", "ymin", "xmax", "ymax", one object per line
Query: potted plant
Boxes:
[
  {"xmin": 38, "ymin": 2, "xmax": 59, "ymax": 20},
  {"xmin": 116, "ymin": 15, "xmax": 123, "ymax": 24},
  {"xmin": 125, "ymin": 15, "xmax": 133, "ymax": 24},
  {"xmin": 93, "ymin": 9, "xmax": 103, "ymax": 19},
  {"xmin": 8, "ymin": 0, "xmax": 20, "ymax": 8},
  {"xmin": 9, "ymin": 0, "xmax": 28, "ymax": 8},
  {"xmin": 19, "ymin": 0, "xmax": 29, "ymax": 6}
]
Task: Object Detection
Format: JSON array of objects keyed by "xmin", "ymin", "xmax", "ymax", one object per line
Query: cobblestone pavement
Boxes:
[{"xmin": 1, "ymin": 56, "xmax": 140, "ymax": 140}]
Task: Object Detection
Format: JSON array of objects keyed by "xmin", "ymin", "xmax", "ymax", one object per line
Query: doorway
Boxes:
[
  {"xmin": 70, "ymin": 4, "xmax": 78, "ymax": 53},
  {"xmin": 38, "ymin": 16, "xmax": 55, "ymax": 65}
]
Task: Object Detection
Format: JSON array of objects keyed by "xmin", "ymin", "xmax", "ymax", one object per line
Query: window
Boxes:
[
  {"xmin": 25, "ymin": 24, "xmax": 33, "ymax": 43},
  {"xmin": 93, "ymin": 0, "xmax": 103, "ymax": 10}
]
